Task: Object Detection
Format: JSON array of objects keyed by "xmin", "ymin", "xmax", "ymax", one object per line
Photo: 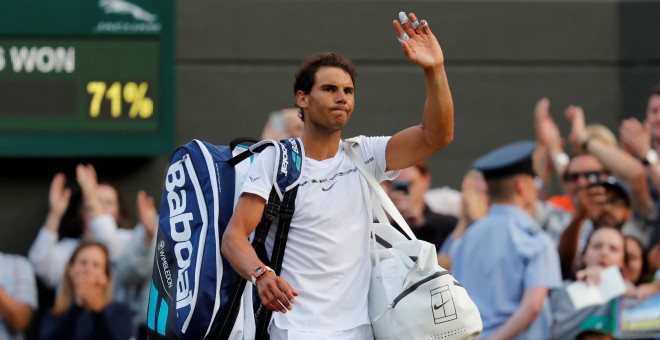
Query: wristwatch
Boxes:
[
  {"xmin": 643, "ymin": 149, "xmax": 658, "ymax": 166},
  {"xmin": 251, "ymin": 265, "xmax": 274, "ymax": 285}
]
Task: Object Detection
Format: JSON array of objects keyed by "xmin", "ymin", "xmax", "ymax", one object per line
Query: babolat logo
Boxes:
[
  {"xmin": 289, "ymin": 138, "xmax": 299, "ymax": 154},
  {"xmin": 289, "ymin": 139, "xmax": 302, "ymax": 171},
  {"xmin": 165, "ymin": 158, "xmax": 194, "ymax": 310},
  {"xmin": 280, "ymin": 143, "xmax": 289, "ymax": 176}
]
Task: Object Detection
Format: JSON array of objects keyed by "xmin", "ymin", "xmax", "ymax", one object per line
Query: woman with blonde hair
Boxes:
[{"xmin": 39, "ymin": 242, "xmax": 132, "ymax": 340}]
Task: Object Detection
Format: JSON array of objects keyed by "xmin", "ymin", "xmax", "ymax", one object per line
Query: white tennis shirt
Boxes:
[{"xmin": 241, "ymin": 135, "xmax": 398, "ymax": 332}]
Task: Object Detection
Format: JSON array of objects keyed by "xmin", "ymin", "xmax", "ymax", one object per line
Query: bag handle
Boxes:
[{"xmin": 343, "ymin": 139, "xmax": 416, "ymax": 241}]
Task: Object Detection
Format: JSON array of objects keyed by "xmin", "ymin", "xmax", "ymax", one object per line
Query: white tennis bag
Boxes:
[{"xmin": 345, "ymin": 139, "xmax": 483, "ymax": 340}]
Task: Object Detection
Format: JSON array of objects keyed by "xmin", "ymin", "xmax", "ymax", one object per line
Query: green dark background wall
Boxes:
[{"xmin": 2, "ymin": 0, "xmax": 660, "ymax": 255}]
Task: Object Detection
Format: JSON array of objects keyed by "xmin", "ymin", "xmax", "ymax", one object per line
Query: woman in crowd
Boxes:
[
  {"xmin": 622, "ymin": 235, "xmax": 648, "ymax": 287},
  {"xmin": 552, "ymin": 226, "xmax": 628, "ymax": 339},
  {"xmin": 39, "ymin": 241, "xmax": 132, "ymax": 340}
]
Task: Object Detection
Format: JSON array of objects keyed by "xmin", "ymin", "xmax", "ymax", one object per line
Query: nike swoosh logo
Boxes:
[
  {"xmin": 322, "ymin": 182, "xmax": 337, "ymax": 191},
  {"xmin": 434, "ymin": 300, "xmax": 449, "ymax": 310}
]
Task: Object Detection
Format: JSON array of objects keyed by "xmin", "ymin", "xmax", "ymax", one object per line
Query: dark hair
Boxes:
[
  {"xmin": 624, "ymin": 235, "xmax": 648, "ymax": 285},
  {"xmin": 293, "ymin": 52, "xmax": 357, "ymax": 121}
]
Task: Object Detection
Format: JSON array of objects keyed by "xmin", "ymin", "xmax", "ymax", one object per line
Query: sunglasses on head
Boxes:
[{"xmin": 563, "ymin": 170, "xmax": 605, "ymax": 182}]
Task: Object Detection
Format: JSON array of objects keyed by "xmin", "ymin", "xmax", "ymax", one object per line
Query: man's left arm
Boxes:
[
  {"xmin": 488, "ymin": 287, "xmax": 548, "ymax": 340},
  {"xmin": 386, "ymin": 12, "xmax": 454, "ymax": 171}
]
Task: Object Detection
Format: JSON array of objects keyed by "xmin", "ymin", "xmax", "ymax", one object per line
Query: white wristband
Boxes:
[{"xmin": 553, "ymin": 152, "xmax": 569, "ymax": 169}]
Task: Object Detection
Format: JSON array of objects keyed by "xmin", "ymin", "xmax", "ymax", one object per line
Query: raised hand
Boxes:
[
  {"xmin": 619, "ymin": 118, "xmax": 652, "ymax": 159},
  {"xmin": 461, "ymin": 170, "xmax": 488, "ymax": 223},
  {"xmin": 76, "ymin": 164, "xmax": 98, "ymax": 197},
  {"xmin": 535, "ymin": 98, "xmax": 563, "ymax": 151},
  {"xmin": 393, "ymin": 12, "xmax": 444, "ymax": 70},
  {"xmin": 76, "ymin": 164, "xmax": 102, "ymax": 218},
  {"xmin": 137, "ymin": 190, "xmax": 158, "ymax": 244},
  {"xmin": 566, "ymin": 105, "xmax": 588, "ymax": 152},
  {"xmin": 45, "ymin": 173, "xmax": 72, "ymax": 232}
]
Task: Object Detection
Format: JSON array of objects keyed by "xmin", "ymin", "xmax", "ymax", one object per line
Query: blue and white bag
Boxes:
[{"xmin": 147, "ymin": 137, "xmax": 304, "ymax": 339}]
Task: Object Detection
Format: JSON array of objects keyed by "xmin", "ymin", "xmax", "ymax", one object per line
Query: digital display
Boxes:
[{"xmin": 0, "ymin": 0, "xmax": 174, "ymax": 156}]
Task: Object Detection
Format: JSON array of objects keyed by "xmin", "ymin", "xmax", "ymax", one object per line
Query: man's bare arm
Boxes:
[
  {"xmin": 386, "ymin": 12, "xmax": 454, "ymax": 171},
  {"xmin": 0, "ymin": 287, "xmax": 32, "ymax": 332},
  {"xmin": 221, "ymin": 193, "xmax": 298, "ymax": 313}
]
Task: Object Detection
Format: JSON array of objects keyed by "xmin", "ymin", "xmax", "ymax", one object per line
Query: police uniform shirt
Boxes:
[{"xmin": 452, "ymin": 204, "xmax": 562, "ymax": 339}]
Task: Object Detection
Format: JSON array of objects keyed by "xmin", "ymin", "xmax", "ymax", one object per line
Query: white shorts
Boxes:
[{"xmin": 269, "ymin": 323, "xmax": 374, "ymax": 340}]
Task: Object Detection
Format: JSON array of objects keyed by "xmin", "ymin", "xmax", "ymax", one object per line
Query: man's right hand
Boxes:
[{"xmin": 255, "ymin": 273, "xmax": 298, "ymax": 313}]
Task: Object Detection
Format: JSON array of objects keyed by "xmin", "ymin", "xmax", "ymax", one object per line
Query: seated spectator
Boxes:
[
  {"xmin": 558, "ymin": 176, "xmax": 634, "ymax": 277},
  {"xmin": 39, "ymin": 242, "xmax": 132, "ymax": 340},
  {"xmin": 384, "ymin": 161, "xmax": 458, "ymax": 251},
  {"xmin": 635, "ymin": 234, "xmax": 660, "ymax": 300},
  {"xmin": 0, "ymin": 251, "xmax": 37, "ymax": 340},
  {"xmin": 552, "ymin": 226, "xmax": 628, "ymax": 339},
  {"xmin": 622, "ymin": 235, "xmax": 648, "ymax": 287}
]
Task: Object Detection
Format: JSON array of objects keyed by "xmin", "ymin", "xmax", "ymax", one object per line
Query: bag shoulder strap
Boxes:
[
  {"xmin": 216, "ymin": 138, "xmax": 303, "ymax": 340},
  {"xmin": 343, "ymin": 138, "xmax": 417, "ymax": 241}
]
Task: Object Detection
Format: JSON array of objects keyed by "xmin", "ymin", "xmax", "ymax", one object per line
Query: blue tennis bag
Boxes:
[{"xmin": 147, "ymin": 137, "xmax": 304, "ymax": 339}]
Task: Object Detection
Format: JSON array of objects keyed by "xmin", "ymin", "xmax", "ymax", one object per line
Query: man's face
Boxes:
[
  {"xmin": 563, "ymin": 154, "xmax": 607, "ymax": 196},
  {"xmin": 296, "ymin": 66, "xmax": 354, "ymax": 132},
  {"xmin": 647, "ymin": 94, "xmax": 660, "ymax": 139},
  {"xmin": 593, "ymin": 189, "xmax": 631, "ymax": 229}
]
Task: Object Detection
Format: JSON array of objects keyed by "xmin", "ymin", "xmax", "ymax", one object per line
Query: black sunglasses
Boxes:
[{"xmin": 563, "ymin": 170, "xmax": 605, "ymax": 182}]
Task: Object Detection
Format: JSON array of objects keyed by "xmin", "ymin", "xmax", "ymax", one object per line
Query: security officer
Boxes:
[{"xmin": 451, "ymin": 140, "xmax": 561, "ymax": 339}]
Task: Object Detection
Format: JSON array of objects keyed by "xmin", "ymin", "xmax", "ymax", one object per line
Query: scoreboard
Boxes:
[{"xmin": 0, "ymin": 0, "xmax": 175, "ymax": 156}]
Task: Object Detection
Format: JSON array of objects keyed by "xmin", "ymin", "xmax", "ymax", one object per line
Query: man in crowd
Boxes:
[
  {"xmin": 0, "ymin": 251, "xmax": 37, "ymax": 340},
  {"xmin": 451, "ymin": 141, "xmax": 561, "ymax": 339},
  {"xmin": 386, "ymin": 161, "xmax": 457, "ymax": 250}
]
